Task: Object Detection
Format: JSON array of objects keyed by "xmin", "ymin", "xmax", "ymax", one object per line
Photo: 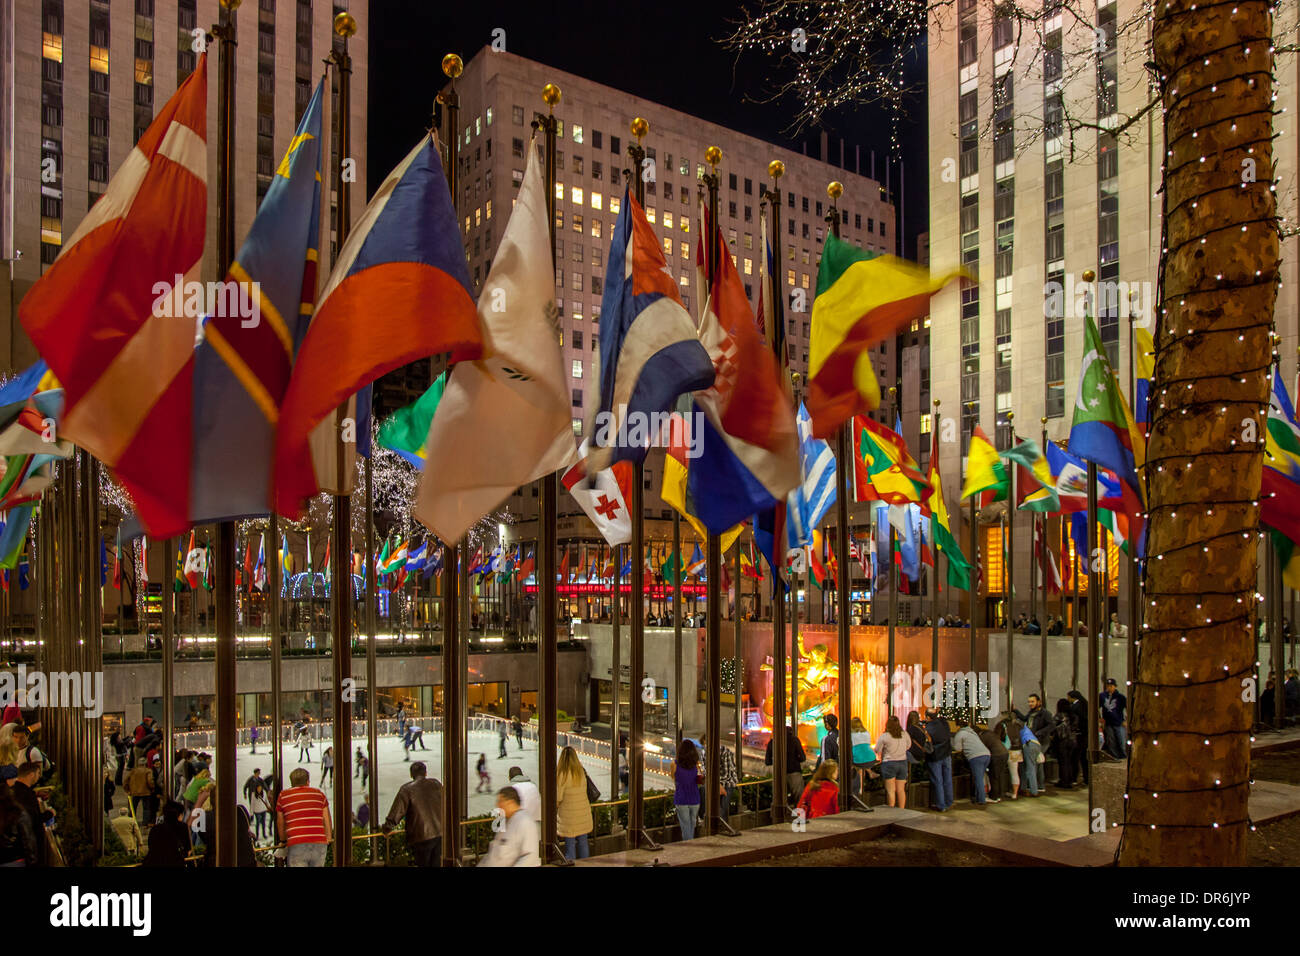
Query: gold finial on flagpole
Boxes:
[
  {"xmin": 220, "ymin": 0, "xmax": 241, "ymax": 9},
  {"xmin": 542, "ymin": 83, "xmax": 561, "ymax": 111},
  {"xmin": 768, "ymin": 159, "xmax": 785, "ymax": 180},
  {"xmin": 705, "ymin": 146, "xmax": 722, "ymax": 169},
  {"xmin": 1082, "ymin": 269, "xmax": 1096, "ymax": 282},
  {"xmin": 441, "ymin": 53, "xmax": 463, "ymax": 79},
  {"xmin": 333, "ymin": 10, "xmax": 357, "ymax": 37},
  {"xmin": 631, "ymin": 117, "xmax": 649, "ymax": 141},
  {"xmin": 827, "ymin": 181, "xmax": 844, "ymax": 200}
]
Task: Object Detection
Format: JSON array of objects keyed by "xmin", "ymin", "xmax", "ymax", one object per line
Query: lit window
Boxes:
[
  {"xmin": 573, "ymin": 215, "xmax": 583, "ymax": 233},
  {"xmin": 787, "ymin": 269, "xmax": 795, "ymax": 287},
  {"xmin": 744, "ymin": 233, "xmax": 753, "ymax": 250},
  {"xmin": 590, "ymin": 192, "xmax": 602, "ymax": 211},
  {"xmin": 571, "ymin": 186, "xmax": 584, "ymax": 205},
  {"xmin": 920, "ymin": 413, "xmax": 932, "ymax": 435},
  {"xmin": 464, "ymin": 215, "xmax": 471, "ymax": 233},
  {"xmin": 680, "ymin": 240, "xmax": 688, "ymax": 260},
  {"xmin": 572, "ymin": 419, "xmax": 583, "ymax": 435},
  {"xmin": 801, "ymin": 273, "xmax": 810, "ymax": 289},
  {"xmin": 663, "ymin": 212, "xmax": 673, "ymax": 229},
  {"xmin": 572, "ymin": 309, "xmax": 584, "ymax": 322},
  {"xmin": 486, "ymin": 107, "xmax": 494, "ymax": 126},
  {"xmin": 475, "ymin": 116, "xmax": 481, "ymax": 135},
  {"xmin": 697, "ymin": 164, "xmax": 705, "ymax": 180},
  {"xmin": 679, "ymin": 158, "xmax": 689, "ymax": 176},
  {"xmin": 679, "ymin": 274, "xmax": 689, "ymax": 287},
  {"xmin": 744, "ymin": 258, "xmax": 753, "ymax": 276},
  {"xmin": 90, "ymin": 45, "xmax": 109, "ymax": 73},
  {"xmin": 590, "ymin": 219, "xmax": 601, "ymax": 238},
  {"xmin": 474, "ymin": 207, "xmax": 482, "ymax": 227},
  {"xmin": 728, "ymin": 229, "xmax": 737, "ymax": 247},
  {"xmin": 573, "ymin": 124, "xmax": 583, "ymax": 144},
  {"xmin": 572, "ymin": 360, "xmax": 583, "ymax": 378},
  {"xmin": 663, "ymin": 237, "xmax": 672, "ymax": 256},
  {"xmin": 42, "ymin": 32, "xmax": 62, "ymax": 63},
  {"xmin": 556, "ymin": 120, "xmax": 564, "ymax": 138},
  {"xmin": 555, "ymin": 182, "xmax": 564, "ymax": 201},
  {"xmin": 646, "ymin": 207, "xmax": 656, "ymax": 224},
  {"xmin": 40, "ymin": 217, "xmax": 62, "ymax": 245},
  {"xmin": 680, "ymin": 216, "xmax": 690, "ymax": 233},
  {"xmin": 610, "ymin": 196, "xmax": 620, "ymax": 215},
  {"xmin": 135, "ymin": 59, "xmax": 152, "ymax": 85},
  {"xmin": 485, "ymin": 199, "xmax": 493, "ymax": 220}
]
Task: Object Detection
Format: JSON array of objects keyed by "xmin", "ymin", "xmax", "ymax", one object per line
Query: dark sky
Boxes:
[{"xmin": 366, "ymin": 0, "xmax": 928, "ymax": 254}]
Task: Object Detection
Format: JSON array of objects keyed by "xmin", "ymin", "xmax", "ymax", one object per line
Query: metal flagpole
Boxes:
[
  {"xmin": 1005, "ymin": 412, "xmax": 1015, "ymax": 714},
  {"xmin": 625, "ymin": 119, "xmax": 658, "ymax": 849},
  {"xmin": 212, "ymin": 0, "xmax": 239, "ymax": 867},
  {"xmin": 732, "ymin": 540, "xmax": 743, "ymax": 815},
  {"xmin": 84, "ymin": 454, "xmax": 104, "ymax": 840},
  {"xmin": 611, "ymin": 544, "xmax": 621, "ymax": 806},
  {"xmin": 932, "ymin": 402, "xmax": 941, "ymax": 679},
  {"xmin": 701, "ymin": 144, "xmax": 725, "ymax": 836},
  {"xmin": 1086, "ymin": 460, "xmax": 1101, "ymax": 818},
  {"xmin": 1040, "ymin": 417, "xmax": 1048, "ymax": 700},
  {"xmin": 437, "ymin": 53, "xmax": 465, "ymax": 867},
  {"xmin": 365, "ymin": 459, "xmax": 378, "ymax": 850},
  {"xmin": 827, "ymin": 182, "xmax": 855, "ymax": 811},
  {"xmin": 1273, "ymin": 528, "xmax": 1285, "ymax": 726},
  {"xmin": 886, "ymin": 387, "xmax": 897, "ymax": 718},
  {"xmin": 269, "ymin": 521, "xmax": 282, "ymax": 798},
  {"xmin": 534, "ymin": 83, "xmax": 563, "ymax": 864},
  {"xmin": 673, "ymin": 515, "xmax": 682, "ymax": 748},
  {"xmin": 326, "ymin": 11, "xmax": 357, "ymax": 866},
  {"xmin": 1101, "ymin": 525, "xmax": 1110, "ymax": 682}
]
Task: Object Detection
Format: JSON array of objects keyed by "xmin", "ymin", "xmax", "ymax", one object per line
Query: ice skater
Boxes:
[
  {"xmin": 402, "ymin": 724, "xmax": 414, "ymax": 762},
  {"xmin": 358, "ymin": 752, "xmax": 370, "ymax": 788},
  {"xmin": 321, "ymin": 747, "xmax": 334, "ymax": 787},
  {"xmin": 249, "ymin": 724, "xmax": 259, "ymax": 754},
  {"xmin": 498, "ymin": 720, "xmax": 509, "ymax": 758},
  {"xmin": 512, "ymin": 715, "xmax": 524, "ymax": 751},
  {"xmin": 297, "ymin": 727, "xmax": 313, "ymax": 762},
  {"xmin": 354, "ymin": 746, "xmax": 364, "ymax": 777},
  {"xmin": 409, "ymin": 724, "xmax": 427, "ymax": 751},
  {"xmin": 475, "ymin": 753, "xmax": 491, "ymax": 793}
]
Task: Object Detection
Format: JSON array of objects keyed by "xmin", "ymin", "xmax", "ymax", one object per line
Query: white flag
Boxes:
[{"xmin": 414, "ymin": 139, "xmax": 577, "ymax": 541}]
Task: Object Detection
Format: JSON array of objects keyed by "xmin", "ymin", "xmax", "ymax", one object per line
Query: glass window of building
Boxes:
[
  {"xmin": 571, "ymin": 186, "xmax": 584, "ymax": 205},
  {"xmin": 573, "ymin": 124, "xmax": 583, "ymax": 143},
  {"xmin": 572, "ymin": 360, "xmax": 583, "ymax": 378}
]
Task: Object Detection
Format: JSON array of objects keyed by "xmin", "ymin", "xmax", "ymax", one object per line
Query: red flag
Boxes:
[{"xmin": 21, "ymin": 58, "xmax": 208, "ymax": 537}]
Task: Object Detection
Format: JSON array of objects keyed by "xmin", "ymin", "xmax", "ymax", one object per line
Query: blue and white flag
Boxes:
[{"xmin": 786, "ymin": 403, "xmax": 837, "ymax": 550}]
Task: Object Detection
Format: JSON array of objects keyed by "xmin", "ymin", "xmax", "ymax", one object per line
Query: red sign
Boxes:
[{"xmin": 523, "ymin": 582, "xmax": 706, "ymax": 597}]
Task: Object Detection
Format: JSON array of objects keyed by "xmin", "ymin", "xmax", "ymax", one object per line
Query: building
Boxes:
[
  {"xmin": 0, "ymin": 0, "xmax": 370, "ymax": 371},
  {"xmin": 927, "ymin": 0, "xmax": 1300, "ymax": 627},
  {"xmin": 440, "ymin": 47, "xmax": 899, "ymax": 597}
]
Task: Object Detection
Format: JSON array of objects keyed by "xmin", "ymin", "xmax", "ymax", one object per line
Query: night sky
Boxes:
[{"xmin": 366, "ymin": 0, "xmax": 929, "ymax": 253}]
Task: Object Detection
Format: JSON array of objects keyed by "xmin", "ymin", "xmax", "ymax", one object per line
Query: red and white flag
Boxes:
[
  {"xmin": 20, "ymin": 57, "xmax": 208, "ymax": 537},
  {"xmin": 561, "ymin": 440, "xmax": 635, "ymax": 548},
  {"xmin": 1035, "ymin": 520, "xmax": 1063, "ymax": 594}
]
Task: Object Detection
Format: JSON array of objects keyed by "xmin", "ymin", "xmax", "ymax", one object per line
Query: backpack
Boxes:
[{"xmin": 1052, "ymin": 715, "xmax": 1075, "ymax": 747}]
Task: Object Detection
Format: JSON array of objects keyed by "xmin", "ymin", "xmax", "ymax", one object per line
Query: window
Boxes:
[
  {"xmin": 802, "ymin": 196, "xmax": 809, "ymax": 213},
  {"xmin": 572, "ymin": 244, "xmax": 584, "ymax": 262},
  {"xmin": 573, "ymin": 156, "xmax": 583, "ymax": 175},
  {"xmin": 743, "ymin": 258, "xmax": 753, "ymax": 275},
  {"xmin": 572, "ymin": 360, "xmax": 584, "ymax": 378},
  {"xmin": 485, "ymin": 199, "xmax": 493, "ymax": 220},
  {"xmin": 512, "ymin": 138, "xmax": 524, "ymax": 158},
  {"xmin": 592, "ymin": 130, "xmax": 602, "ymax": 150},
  {"xmin": 663, "ymin": 212, "xmax": 673, "ymax": 229},
  {"xmin": 512, "ymin": 168, "xmax": 524, "ymax": 189},
  {"xmin": 592, "ymin": 161, "xmax": 602, "ymax": 181},
  {"xmin": 573, "ymin": 215, "xmax": 582, "ymax": 233},
  {"xmin": 591, "ymin": 276, "xmax": 603, "ymax": 295},
  {"xmin": 680, "ymin": 240, "xmax": 689, "ymax": 260},
  {"xmin": 572, "ymin": 331, "xmax": 583, "ymax": 349},
  {"xmin": 610, "ymin": 196, "xmax": 620, "ymax": 215},
  {"xmin": 590, "ymin": 219, "xmax": 601, "ymax": 238},
  {"xmin": 512, "ymin": 105, "xmax": 524, "ymax": 125},
  {"xmin": 728, "ymin": 173, "xmax": 737, "ymax": 190},
  {"xmin": 571, "ymin": 186, "xmax": 584, "ymax": 205},
  {"xmin": 855, "ymin": 214, "xmax": 862, "ymax": 230},
  {"xmin": 573, "ymin": 124, "xmax": 583, "ymax": 144},
  {"xmin": 611, "ymin": 135, "xmax": 621, "ymax": 155},
  {"xmin": 663, "ymin": 237, "xmax": 672, "ymax": 257},
  {"xmin": 728, "ymin": 228, "xmax": 737, "ymax": 246},
  {"xmin": 572, "ymin": 389, "xmax": 583, "ymax": 408},
  {"xmin": 646, "ymin": 207, "xmax": 656, "ymax": 224},
  {"xmin": 744, "ymin": 177, "xmax": 753, "ymax": 195},
  {"xmin": 743, "ymin": 232, "xmax": 753, "ymax": 250},
  {"xmin": 571, "ymin": 272, "xmax": 583, "ymax": 291},
  {"xmin": 728, "ymin": 201, "xmax": 737, "ymax": 218}
]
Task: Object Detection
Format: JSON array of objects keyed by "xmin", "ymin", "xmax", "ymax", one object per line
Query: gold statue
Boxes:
[{"xmin": 761, "ymin": 633, "xmax": 839, "ymax": 725}]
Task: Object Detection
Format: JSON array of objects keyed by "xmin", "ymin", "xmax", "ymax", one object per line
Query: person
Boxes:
[
  {"xmin": 0, "ymin": 773, "xmax": 35, "ymax": 867},
  {"xmin": 673, "ymin": 739, "xmax": 703, "ymax": 840},
  {"xmin": 320, "ymin": 747, "xmax": 334, "ymax": 788},
  {"xmin": 475, "ymin": 754, "xmax": 491, "ymax": 793},
  {"xmin": 951, "ymin": 717, "xmax": 990, "ymax": 805},
  {"xmin": 383, "ymin": 761, "xmax": 444, "ymax": 867},
  {"xmin": 126, "ymin": 757, "xmax": 157, "ymax": 825},
  {"xmin": 354, "ymin": 747, "xmax": 365, "ymax": 778},
  {"xmin": 924, "ymin": 711, "xmax": 953, "ymax": 812},
  {"xmin": 12, "ymin": 763, "xmax": 51, "ymax": 866},
  {"xmin": 1047, "ymin": 615, "xmax": 1064, "ymax": 636},
  {"xmin": 296, "ymin": 726, "xmax": 313, "ymax": 763},
  {"xmin": 355, "ymin": 801, "xmax": 370, "ymax": 829},
  {"xmin": 848, "ymin": 717, "xmax": 876, "ymax": 794},
  {"xmin": 408, "ymin": 723, "xmax": 427, "ymax": 751},
  {"xmin": 242, "ymin": 768, "xmax": 265, "ymax": 804},
  {"xmin": 1286, "ymin": 669, "xmax": 1300, "ymax": 718},
  {"xmin": 478, "ymin": 786, "xmax": 539, "ymax": 867},
  {"xmin": 395, "ymin": 702, "xmax": 407, "ymax": 739},
  {"xmin": 1002, "ymin": 716, "xmax": 1024, "ymax": 799},
  {"xmin": 556, "ymin": 746, "xmax": 594, "ymax": 861},
  {"xmin": 401, "ymin": 724, "xmax": 413, "ymax": 762},
  {"xmin": 110, "ymin": 727, "xmax": 129, "ymax": 786},
  {"xmin": 142, "ymin": 800, "xmax": 190, "ymax": 867},
  {"xmin": 874, "ymin": 716, "xmax": 910, "ymax": 808},
  {"xmin": 1014, "ymin": 693, "xmax": 1053, "ymax": 793},
  {"xmin": 701, "ymin": 733, "xmax": 739, "ymax": 821},
  {"xmin": 763, "ymin": 725, "xmax": 807, "ymax": 803},
  {"xmin": 1052, "ymin": 698, "xmax": 1078, "ymax": 787},
  {"xmin": 1066, "ymin": 690, "xmax": 1090, "ymax": 784},
  {"xmin": 276, "ymin": 767, "xmax": 332, "ymax": 867},
  {"xmin": 796, "ymin": 759, "xmax": 840, "ymax": 819},
  {"xmin": 1099, "ymin": 678, "xmax": 1128, "ymax": 759},
  {"xmin": 512, "ymin": 715, "xmax": 524, "ymax": 750},
  {"xmin": 1108, "ymin": 612, "xmax": 1128, "ymax": 639},
  {"xmin": 103, "ymin": 771, "xmax": 116, "ymax": 817},
  {"xmin": 249, "ymin": 723, "xmax": 259, "ymax": 754},
  {"xmin": 905, "ymin": 710, "xmax": 931, "ymax": 780},
  {"xmin": 11, "ymin": 725, "xmax": 47, "ymax": 778},
  {"xmin": 618, "ymin": 745, "xmax": 629, "ymax": 795},
  {"xmin": 507, "ymin": 766, "xmax": 541, "ymax": 823},
  {"xmin": 248, "ymin": 784, "xmax": 273, "ymax": 843},
  {"xmin": 358, "ymin": 752, "xmax": 370, "ymax": 789},
  {"xmin": 111, "ymin": 806, "xmax": 144, "ymax": 857},
  {"xmin": 977, "ymin": 722, "xmax": 1008, "ymax": 802},
  {"xmin": 816, "ymin": 713, "xmax": 840, "ymax": 768},
  {"xmin": 497, "ymin": 719, "xmax": 509, "ymax": 758},
  {"xmin": 1016, "ymin": 716, "xmax": 1044, "ymax": 797}
]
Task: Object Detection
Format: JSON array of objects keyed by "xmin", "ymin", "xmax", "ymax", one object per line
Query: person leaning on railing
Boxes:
[{"xmin": 383, "ymin": 761, "xmax": 444, "ymax": 867}]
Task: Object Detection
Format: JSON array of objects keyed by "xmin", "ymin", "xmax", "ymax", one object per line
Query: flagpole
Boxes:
[
  {"xmin": 1102, "ymin": 524, "xmax": 1110, "ymax": 681},
  {"xmin": 325, "ymin": 11, "xmax": 358, "ymax": 867},
  {"xmin": 1086, "ymin": 459, "xmax": 1101, "ymax": 819},
  {"xmin": 1126, "ymin": 302, "xmax": 1140, "ymax": 705},
  {"xmin": 887, "ymin": 392, "xmax": 898, "ymax": 720},
  {"xmin": 1005, "ymin": 411, "xmax": 1016, "ymax": 715},
  {"xmin": 732, "ymin": 538, "xmax": 743, "ymax": 815},
  {"xmin": 701, "ymin": 144, "xmax": 726, "ymax": 837},
  {"xmin": 533, "ymin": 84, "xmax": 563, "ymax": 863},
  {"xmin": 364, "ymin": 460, "xmax": 378, "ymax": 846},
  {"xmin": 968, "ymin": 495, "xmax": 979, "ymax": 682},
  {"xmin": 1071, "ymin": 519, "xmax": 1080, "ymax": 686},
  {"xmin": 1040, "ymin": 417, "xmax": 1048, "ymax": 700},
  {"xmin": 161, "ymin": 537, "xmax": 175, "ymax": 800},
  {"xmin": 827, "ymin": 183, "xmax": 857, "ymax": 811},
  {"xmin": 672, "ymin": 514, "xmax": 682, "ymax": 748},
  {"xmin": 437, "ymin": 53, "xmax": 466, "ymax": 867},
  {"xmin": 931, "ymin": 401, "xmax": 941, "ymax": 680},
  {"xmin": 212, "ymin": 0, "xmax": 239, "ymax": 868},
  {"xmin": 611, "ymin": 543, "xmax": 622, "ymax": 805},
  {"xmin": 269, "ymin": 521, "xmax": 282, "ymax": 801}
]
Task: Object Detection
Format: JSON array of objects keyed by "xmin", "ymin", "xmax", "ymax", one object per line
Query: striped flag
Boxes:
[
  {"xmin": 20, "ymin": 57, "xmax": 208, "ymax": 536},
  {"xmin": 786, "ymin": 403, "xmax": 837, "ymax": 550}
]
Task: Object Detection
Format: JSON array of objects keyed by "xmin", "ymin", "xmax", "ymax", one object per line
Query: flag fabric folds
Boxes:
[
  {"xmin": 852, "ymin": 416, "xmax": 930, "ymax": 506},
  {"xmin": 807, "ymin": 233, "xmax": 959, "ymax": 437},
  {"xmin": 1264, "ymin": 368, "xmax": 1300, "ymax": 586},
  {"xmin": 378, "ymin": 372, "xmax": 446, "ymax": 468},
  {"xmin": 275, "ymin": 133, "xmax": 483, "ymax": 518},
  {"xmin": 960, "ymin": 426, "xmax": 1008, "ymax": 504},
  {"xmin": 785, "ymin": 403, "xmax": 836, "ymax": 551},
  {"xmin": 586, "ymin": 187, "xmax": 714, "ymax": 473},
  {"xmin": 414, "ymin": 140, "xmax": 577, "ymax": 541},
  {"xmin": 660, "ymin": 412, "xmax": 743, "ymax": 553},
  {"xmin": 562, "ymin": 440, "xmax": 635, "ymax": 547},
  {"xmin": 1134, "ymin": 324, "xmax": 1155, "ymax": 432},
  {"xmin": 189, "ymin": 80, "xmax": 325, "ymax": 530},
  {"xmin": 925, "ymin": 429, "xmax": 971, "ymax": 590},
  {"xmin": 20, "ymin": 57, "xmax": 209, "ymax": 537},
  {"xmin": 1004, "ymin": 437, "xmax": 1059, "ymax": 512},
  {"xmin": 1067, "ymin": 313, "xmax": 1145, "ymax": 503},
  {"xmin": 687, "ymin": 205, "xmax": 800, "ymax": 533}
]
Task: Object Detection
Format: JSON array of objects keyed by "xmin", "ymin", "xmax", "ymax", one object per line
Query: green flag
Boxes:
[
  {"xmin": 1002, "ymin": 438, "xmax": 1059, "ymax": 513},
  {"xmin": 377, "ymin": 372, "xmax": 446, "ymax": 466},
  {"xmin": 661, "ymin": 550, "xmax": 682, "ymax": 585}
]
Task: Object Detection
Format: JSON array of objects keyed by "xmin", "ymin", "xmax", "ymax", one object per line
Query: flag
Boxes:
[
  {"xmin": 323, "ymin": 537, "xmax": 332, "ymax": 587},
  {"xmin": 1067, "ymin": 313, "xmax": 1144, "ymax": 503},
  {"xmin": 188, "ymin": 80, "xmax": 325, "ymax": 529},
  {"xmin": 585, "ymin": 186, "xmax": 715, "ymax": 473},
  {"xmin": 562, "ymin": 440, "xmax": 635, "ymax": 547},
  {"xmin": 661, "ymin": 411, "xmax": 743, "ymax": 552},
  {"xmin": 274, "ymin": 133, "xmax": 483, "ymax": 518},
  {"xmin": 926, "ymin": 428, "xmax": 971, "ymax": 590},
  {"xmin": 1263, "ymin": 368, "xmax": 1300, "ymax": 586},
  {"xmin": 254, "ymin": 535, "xmax": 267, "ymax": 592},
  {"xmin": 852, "ymin": 416, "xmax": 930, "ymax": 505},
  {"xmin": 1034, "ymin": 519, "xmax": 1063, "ymax": 594},
  {"xmin": 381, "ymin": 540, "xmax": 409, "ymax": 576},
  {"xmin": 182, "ymin": 530, "xmax": 202, "ymax": 589},
  {"xmin": 809, "ymin": 529, "xmax": 830, "ymax": 589},
  {"xmin": 558, "ymin": 546, "xmax": 571, "ymax": 584},
  {"xmin": 1003, "ymin": 437, "xmax": 1059, "ymax": 512},
  {"xmin": 807, "ymin": 233, "xmax": 959, "ymax": 437},
  {"xmin": 203, "ymin": 539, "xmax": 214, "ymax": 591},
  {"xmin": 785, "ymin": 403, "xmax": 837, "ymax": 550},
  {"xmin": 100, "ymin": 536, "xmax": 108, "ymax": 587},
  {"xmin": 378, "ymin": 372, "xmax": 446, "ymax": 468},
  {"xmin": 661, "ymin": 549, "xmax": 684, "ymax": 585},
  {"xmin": 687, "ymin": 202, "xmax": 800, "ymax": 533},
  {"xmin": 427, "ymin": 544, "xmax": 446, "ymax": 579},
  {"xmin": 739, "ymin": 543, "xmax": 764, "ymax": 580},
  {"xmin": 406, "ymin": 540, "xmax": 428, "ymax": 574},
  {"xmin": 686, "ymin": 544, "xmax": 705, "ymax": 578},
  {"xmin": 415, "ymin": 141, "xmax": 577, "ymax": 541},
  {"xmin": 757, "ymin": 215, "xmax": 790, "ymax": 398},
  {"xmin": 960, "ymin": 426, "xmax": 1008, "ymax": 504},
  {"xmin": 243, "ymin": 538, "xmax": 255, "ymax": 592},
  {"xmin": 112, "ymin": 537, "xmax": 122, "ymax": 590},
  {"xmin": 517, "ymin": 548, "xmax": 534, "ymax": 578},
  {"xmin": 1134, "ymin": 324, "xmax": 1154, "ymax": 432},
  {"xmin": 174, "ymin": 534, "xmax": 189, "ymax": 592},
  {"xmin": 19, "ymin": 57, "xmax": 208, "ymax": 537},
  {"xmin": 280, "ymin": 534, "xmax": 293, "ymax": 580},
  {"xmin": 0, "ymin": 506, "xmax": 31, "ymax": 570}
]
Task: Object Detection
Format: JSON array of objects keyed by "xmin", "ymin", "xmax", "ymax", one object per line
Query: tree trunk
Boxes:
[{"xmin": 1121, "ymin": 0, "xmax": 1278, "ymax": 864}]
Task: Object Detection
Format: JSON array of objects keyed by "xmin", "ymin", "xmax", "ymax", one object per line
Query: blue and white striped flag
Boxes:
[{"xmin": 786, "ymin": 403, "xmax": 836, "ymax": 550}]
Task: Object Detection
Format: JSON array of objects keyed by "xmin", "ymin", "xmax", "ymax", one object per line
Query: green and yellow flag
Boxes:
[
  {"xmin": 960, "ymin": 426, "xmax": 1008, "ymax": 505},
  {"xmin": 926, "ymin": 430, "xmax": 971, "ymax": 590}
]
